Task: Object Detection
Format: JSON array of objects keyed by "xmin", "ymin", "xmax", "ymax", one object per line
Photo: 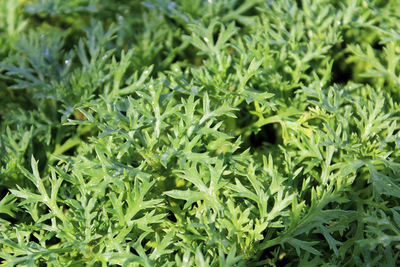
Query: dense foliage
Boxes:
[{"xmin": 1, "ymin": 0, "xmax": 400, "ymax": 266}]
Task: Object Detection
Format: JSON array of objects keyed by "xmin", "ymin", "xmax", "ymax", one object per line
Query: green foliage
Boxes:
[{"xmin": 1, "ymin": 0, "xmax": 400, "ymax": 265}]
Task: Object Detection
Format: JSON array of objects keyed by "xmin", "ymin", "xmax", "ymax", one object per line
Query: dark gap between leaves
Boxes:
[
  {"xmin": 140, "ymin": 238, "xmax": 152, "ymax": 253},
  {"xmin": 249, "ymin": 123, "xmax": 278, "ymax": 148},
  {"xmin": 0, "ymin": 186, "xmax": 7, "ymax": 200},
  {"xmin": 331, "ymin": 59, "xmax": 353, "ymax": 85},
  {"xmin": 257, "ymin": 245, "xmax": 290, "ymax": 267},
  {"xmin": 46, "ymin": 234, "xmax": 61, "ymax": 247},
  {"xmin": 167, "ymin": 211, "xmax": 177, "ymax": 223},
  {"xmin": 130, "ymin": 246, "xmax": 140, "ymax": 256},
  {"xmin": 29, "ymin": 233, "xmax": 40, "ymax": 244},
  {"xmin": 372, "ymin": 40, "xmax": 384, "ymax": 51},
  {"xmin": 37, "ymin": 260, "xmax": 47, "ymax": 267}
]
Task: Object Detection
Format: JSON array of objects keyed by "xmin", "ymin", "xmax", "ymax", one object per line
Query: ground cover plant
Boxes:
[{"xmin": 1, "ymin": 0, "xmax": 400, "ymax": 266}]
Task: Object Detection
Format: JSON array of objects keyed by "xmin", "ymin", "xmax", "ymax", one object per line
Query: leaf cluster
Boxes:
[{"xmin": 1, "ymin": 0, "xmax": 400, "ymax": 266}]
